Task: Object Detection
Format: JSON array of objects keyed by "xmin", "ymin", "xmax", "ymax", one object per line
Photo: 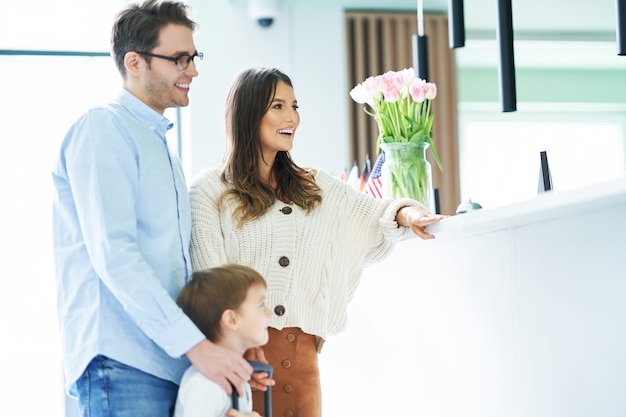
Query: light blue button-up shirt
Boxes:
[{"xmin": 52, "ymin": 89, "xmax": 204, "ymax": 394}]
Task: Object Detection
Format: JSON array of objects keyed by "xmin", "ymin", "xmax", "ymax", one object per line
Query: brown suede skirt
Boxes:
[{"xmin": 253, "ymin": 327, "xmax": 321, "ymax": 417}]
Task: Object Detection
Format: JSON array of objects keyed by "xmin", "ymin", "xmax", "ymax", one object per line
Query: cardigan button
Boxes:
[
  {"xmin": 274, "ymin": 305, "xmax": 286, "ymax": 316},
  {"xmin": 278, "ymin": 256, "xmax": 290, "ymax": 267},
  {"xmin": 281, "ymin": 206, "xmax": 292, "ymax": 214}
]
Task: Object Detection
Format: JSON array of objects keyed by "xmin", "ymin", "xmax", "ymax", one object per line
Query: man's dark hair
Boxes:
[{"xmin": 111, "ymin": 0, "xmax": 196, "ymax": 77}]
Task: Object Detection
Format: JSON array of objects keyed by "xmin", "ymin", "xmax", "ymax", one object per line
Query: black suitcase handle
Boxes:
[{"xmin": 231, "ymin": 360, "xmax": 273, "ymax": 417}]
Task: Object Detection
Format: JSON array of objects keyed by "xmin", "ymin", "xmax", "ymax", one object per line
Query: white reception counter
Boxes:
[{"xmin": 320, "ymin": 179, "xmax": 626, "ymax": 417}]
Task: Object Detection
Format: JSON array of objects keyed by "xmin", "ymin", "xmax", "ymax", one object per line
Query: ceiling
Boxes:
[
  {"xmin": 287, "ymin": 0, "xmax": 621, "ymax": 69},
  {"xmin": 231, "ymin": 0, "xmax": 623, "ymax": 69},
  {"xmin": 290, "ymin": 0, "xmax": 617, "ymax": 35}
]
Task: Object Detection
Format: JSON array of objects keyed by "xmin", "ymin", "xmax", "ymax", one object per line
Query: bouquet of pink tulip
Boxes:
[
  {"xmin": 349, "ymin": 67, "xmax": 442, "ymax": 169},
  {"xmin": 350, "ymin": 68, "xmax": 443, "ymax": 207}
]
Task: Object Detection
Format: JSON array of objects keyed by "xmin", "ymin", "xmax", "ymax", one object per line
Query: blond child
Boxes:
[{"xmin": 174, "ymin": 265, "xmax": 273, "ymax": 417}]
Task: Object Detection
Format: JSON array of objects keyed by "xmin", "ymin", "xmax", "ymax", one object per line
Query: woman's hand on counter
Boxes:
[{"xmin": 395, "ymin": 206, "xmax": 449, "ymax": 239}]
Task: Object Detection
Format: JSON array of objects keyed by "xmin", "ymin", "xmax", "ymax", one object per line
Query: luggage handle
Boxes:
[{"xmin": 231, "ymin": 360, "xmax": 273, "ymax": 417}]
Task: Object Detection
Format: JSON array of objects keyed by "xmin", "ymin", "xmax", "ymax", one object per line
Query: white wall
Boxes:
[{"xmin": 186, "ymin": 0, "xmax": 350, "ymax": 178}]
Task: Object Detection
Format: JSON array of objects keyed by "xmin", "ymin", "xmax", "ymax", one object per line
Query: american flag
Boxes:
[{"xmin": 364, "ymin": 152, "xmax": 385, "ymax": 199}]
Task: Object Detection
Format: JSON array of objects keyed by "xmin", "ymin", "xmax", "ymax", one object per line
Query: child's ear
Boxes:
[{"xmin": 221, "ymin": 309, "xmax": 238, "ymax": 331}]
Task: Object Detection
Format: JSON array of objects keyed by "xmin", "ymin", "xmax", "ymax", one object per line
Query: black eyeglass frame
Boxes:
[{"xmin": 135, "ymin": 50, "xmax": 203, "ymax": 70}]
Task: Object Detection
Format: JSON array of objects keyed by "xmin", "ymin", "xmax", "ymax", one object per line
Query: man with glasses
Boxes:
[
  {"xmin": 134, "ymin": 50, "xmax": 204, "ymax": 71},
  {"xmin": 52, "ymin": 1, "xmax": 270, "ymax": 416}
]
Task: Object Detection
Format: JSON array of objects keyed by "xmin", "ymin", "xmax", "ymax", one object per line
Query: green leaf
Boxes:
[
  {"xmin": 424, "ymin": 136, "xmax": 444, "ymax": 172},
  {"xmin": 363, "ymin": 107, "xmax": 376, "ymax": 118},
  {"xmin": 409, "ymin": 130, "xmax": 425, "ymax": 143},
  {"xmin": 380, "ymin": 135, "xmax": 405, "ymax": 143}
]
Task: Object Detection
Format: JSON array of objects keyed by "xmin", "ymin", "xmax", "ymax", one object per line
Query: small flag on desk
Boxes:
[
  {"xmin": 338, "ymin": 167, "xmax": 347, "ymax": 182},
  {"xmin": 364, "ymin": 152, "xmax": 385, "ymax": 199},
  {"xmin": 346, "ymin": 160, "xmax": 359, "ymax": 190},
  {"xmin": 358, "ymin": 154, "xmax": 371, "ymax": 192}
]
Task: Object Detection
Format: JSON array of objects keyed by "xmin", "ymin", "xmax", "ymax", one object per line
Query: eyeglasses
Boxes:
[{"xmin": 135, "ymin": 51, "xmax": 203, "ymax": 70}]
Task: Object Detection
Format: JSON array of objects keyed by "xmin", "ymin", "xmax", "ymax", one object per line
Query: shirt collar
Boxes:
[{"xmin": 116, "ymin": 89, "xmax": 174, "ymax": 138}]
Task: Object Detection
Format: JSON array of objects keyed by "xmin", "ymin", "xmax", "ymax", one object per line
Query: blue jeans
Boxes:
[{"xmin": 75, "ymin": 355, "xmax": 179, "ymax": 417}]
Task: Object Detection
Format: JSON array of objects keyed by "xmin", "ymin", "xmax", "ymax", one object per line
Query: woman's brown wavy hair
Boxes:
[{"xmin": 220, "ymin": 67, "xmax": 322, "ymax": 227}]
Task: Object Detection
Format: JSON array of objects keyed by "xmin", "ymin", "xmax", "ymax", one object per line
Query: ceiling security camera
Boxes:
[{"xmin": 248, "ymin": 0, "xmax": 280, "ymax": 28}]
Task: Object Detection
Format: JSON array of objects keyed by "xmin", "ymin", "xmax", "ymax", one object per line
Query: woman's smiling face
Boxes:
[{"xmin": 259, "ymin": 80, "xmax": 300, "ymax": 160}]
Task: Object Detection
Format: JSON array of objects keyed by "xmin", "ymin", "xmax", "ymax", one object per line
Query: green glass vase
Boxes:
[{"xmin": 380, "ymin": 141, "xmax": 434, "ymax": 212}]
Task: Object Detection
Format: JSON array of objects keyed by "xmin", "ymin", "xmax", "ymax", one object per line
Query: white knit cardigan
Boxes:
[{"xmin": 189, "ymin": 168, "xmax": 420, "ymax": 341}]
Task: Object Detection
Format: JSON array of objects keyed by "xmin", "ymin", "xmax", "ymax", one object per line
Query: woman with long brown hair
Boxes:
[{"xmin": 189, "ymin": 67, "xmax": 446, "ymax": 417}]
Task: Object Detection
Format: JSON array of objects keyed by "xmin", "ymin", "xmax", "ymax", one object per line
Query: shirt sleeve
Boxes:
[
  {"xmin": 64, "ymin": 109, "xmax": 203, "ymax": 357},
  {"xmin": 325, "ymin": 172, "xmax": 423, "ymax": 264},
  {"xmin": 175, "ymin": 370, "xmax": 230, "ymax": 417}
]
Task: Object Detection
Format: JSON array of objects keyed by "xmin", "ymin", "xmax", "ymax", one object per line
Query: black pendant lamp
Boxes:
[
  {"xmin": 413, "ymin": 0, "xmax": 430, "ymax": 81},
  {"xmin": 496, "ymin": 0, "xmax": 516, "ymax": 112},
  {"xmin": 448, "ymin": 0, "xmax": 465, "ymax": 48},
  {"xmin": 618, "ymin": 0, "xmax": 626, "ymax": 55}
]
